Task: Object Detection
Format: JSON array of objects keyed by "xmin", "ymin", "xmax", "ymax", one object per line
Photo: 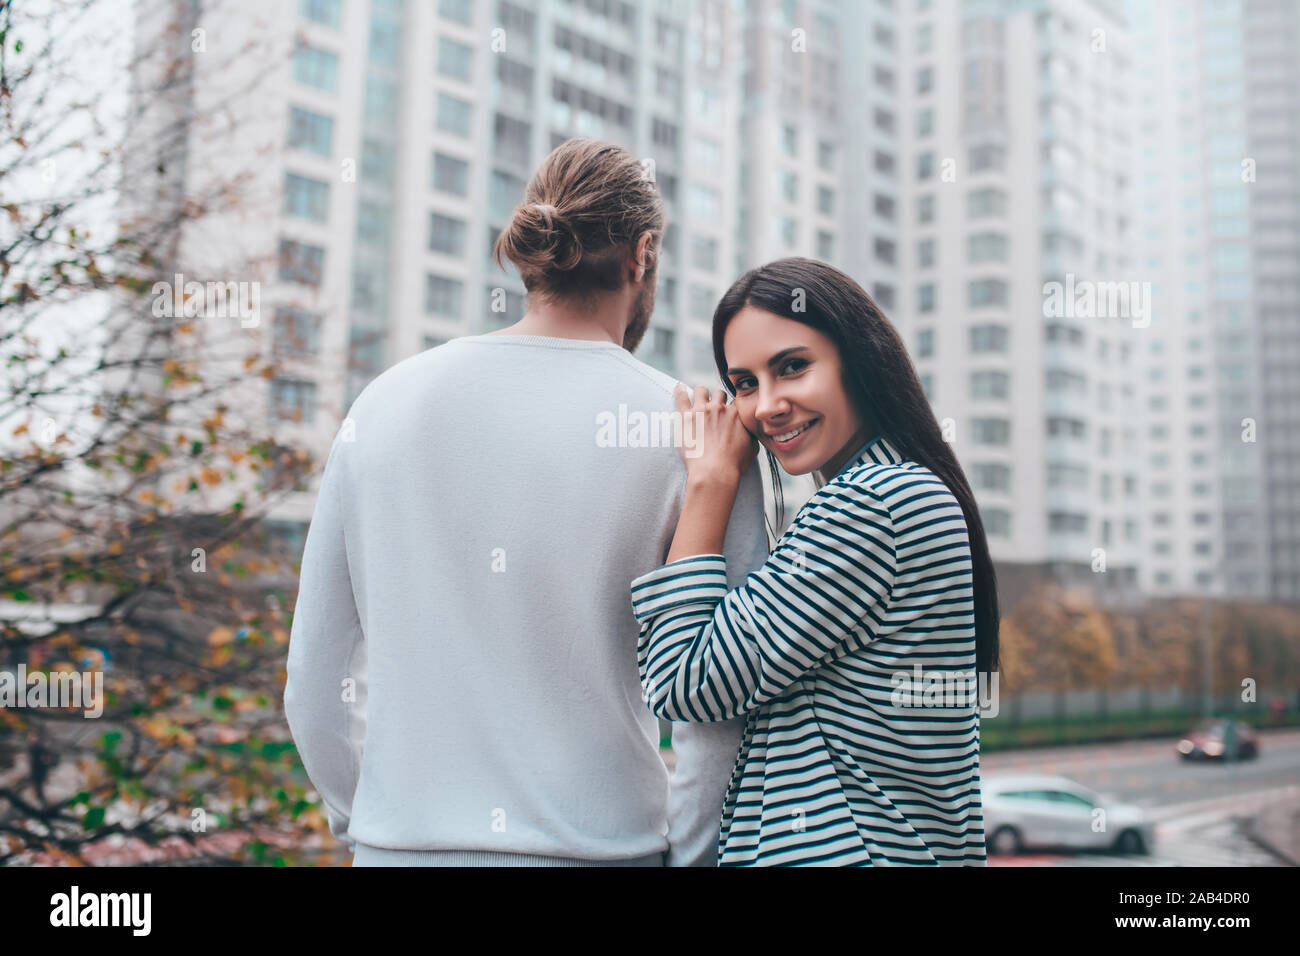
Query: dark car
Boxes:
[{"xmin": 1176, "ymin": 719, "xmax": 1259, "ymax": 761}]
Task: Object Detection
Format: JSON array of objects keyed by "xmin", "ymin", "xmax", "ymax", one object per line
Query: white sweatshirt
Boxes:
[{"xmin": 283, "ymin": 333, "xmax": 770, "ymax": 865}]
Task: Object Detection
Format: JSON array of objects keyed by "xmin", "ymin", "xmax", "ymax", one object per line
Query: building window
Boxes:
[
  {"xmin": 776, "ymin": 216, "xmax": 797, "ymax": 247},
  {"xmin": 818, "ymin": 140, "xmax": 835, "ymax": 171},
  {"xmin": 278, "ymin": 238, "xmax": 325, "ymax": 286},
  {"xmin": 438, "ymin": 0, "xmax": 474, "ymax": 24},
  {"xmin": 782, "ymin": 123, "xmax": 798, "ymax": 157},
  {"xmin": 874, "ymin": 193, "xmax": 896, "ymax": 220},
  {"xmin": 272, "ymin": 307, "xmax": 322, "ymax": 357},
  {"xmin": 271, "ymin": 378, "xmax": 317, "ymax": 424},
  {"xmin": 916, "ymin": 108, "xmax": 934, "ymax": 137},
  {"xmin": 436, "ymin": 92, "xmax": 472, "ymax": 137},
  {"xmin": 356, "ymin": 201, "xmax": 390, "ymax": 245},
  {"xmin": 288, "ymin": 106, "xmax": 333, "ymax": 157},
  {"xmin": 362, "ymin": 139, "xmax": 395, "ymax": 186},
  {"xmin": 429, "ymin": 212, "xmax": 466, "ymax": 256},
  {"xmin": 981, "ymin": 508, "xmax": 1012, "ymax": 536},
  {"xmin": 652, "ymin": 117, "xmax": 680, "ymax": 152},
  {"xmin": 917, "ymin": 194, "xmax": 935, "ymax": 223},
  {"xmin": 968, "ymin": 232, "xmax": 1009, "ymax": 263},
  {"xmin": 433, "ymin": 152, "xmax": 469, "ymax": 195},
  {"xmin": 971, "ymin": 370, "xmax": 1010, "ymax": 399},
  {"xmin": 917, "ymin": 66, "xmax": 934, "ymax": 94},
  {"xmin": 690, "ymin": 135, "xmax": 720, "ymax": 170},
  {"xmin": 691, "ymin": 235, "xmax": 718, "ymax": 271},
  {"xmin": 369, "ymin": 18, "xmax": 399, "ymax": 63},
  {"xmin": 970, "ymin": 324, "xmax": 1009, "ymax": 353},
  {"xmin": 437, "ymin": 36, "xmax": 473, "ymax": 82},
  {"xmin": 873, "ymin": 237, "xmax": 896, "ymax": 265},
  {"xmin": 293, "ymin": 42, "xmax": 338, "ymax": 92},
  {"xmin": 916, "ymin": 22, "xmax": 933, "ymax": 53},
  {"xmin": 917, "ymin": 151, "xmax": 934, "ymax": 180},
  {"xmin": 917, "ymin": 238, "xmax": 936, "ymax": 268},
  {"xmin": 968, "ymin": 278, "xmax": 1009, "ymax": 307},
  {"xmin": 283, "ymin": 172, "xmax": 329, "ymax": 222},
  {"xmin": 872, "ymin": 283, "xmax": 895, "ymax": 311},
  {"xmin": 873, "ymin": 150, "xmax": 896, "ymax": 176},
  {"xmin": 969, "ymin": 141, "xmax": 1005, "ymax": 172},
  {"xmin": 1046, "ymin": 416, "xmax": 1087, "ymax": 438},
  {"xmin": 972, "ymin": 418, "xmax": 1011, "ymax": 445},
  {"xmin": 1049, "ymin": 513, "xmax": 1087, "ymax": 534},
  {"xmin": 688, "ymin": 184, "xmax": 720, "ymax": 220},
  {"xmin": 364, "ymin": 75, "xmax": 398, "ymax": 123},
  {"xmin": 425, "ymin": 273, "xmax": 463, "ymax": 317},
  {"xmin": 916, "ymin": 327, "xmax": 934, "ymax": 357},
  {"xmin": 971, "ymin": 463, "xmax": 1011, "ymax": 492},
  {"xmin": 299, "ymin": 0, "xmax": 341, "ymax": 27},
  {"xmin": 779, "ymin": 169, "xmax": 798, "ymax": 202},
  {"xmin": 816, "ymin": 230, "xmax": 834, "ymax": 261},
  {"xmin": 918, "ymin": 284, "xmax": 936, "ymax": 313},
  {"xmin": 689, "ymin": 284, "xmax": 715, "ymax": 318},
  {"xmin": 489, "ymin": 169, "xmax": 529, "ymax": 224},
  {"xmin": 817, "ymin": 185, "xmax": 835, "ymax": 216},
  {"xmin": 494, "ymin": 113, "xmax": 531, "ymax": 166},
  {"xmin": 655, "ymin": 66, "xmax": 682, "ymax": 100},
  {"xmin": 967, "ymin": 187, "xmax": 1007, "ymax": 218},
  {"xmin": 650, "ymin": 326, "xmax": 675, "ymax": 360}
]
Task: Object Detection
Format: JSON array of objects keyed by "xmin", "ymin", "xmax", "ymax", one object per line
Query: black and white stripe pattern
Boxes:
[{"xmin": 630, "ymin": 435, "xmax": 985, "ymax": 866}]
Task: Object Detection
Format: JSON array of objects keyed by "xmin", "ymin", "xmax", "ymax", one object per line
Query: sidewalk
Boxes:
[{"xmin": 1244, "ymin": 797, "xmax": 1300, "ymax": 865}]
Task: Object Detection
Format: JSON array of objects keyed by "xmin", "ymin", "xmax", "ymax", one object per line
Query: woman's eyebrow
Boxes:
[{"xmin": 727, "ymin": 346, "xmax": 810, "ymax": 377}]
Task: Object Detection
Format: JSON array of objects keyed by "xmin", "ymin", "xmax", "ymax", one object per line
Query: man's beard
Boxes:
[{"xmin": 621, "ymin": 268, "xmax": 656, "ymax": 353}]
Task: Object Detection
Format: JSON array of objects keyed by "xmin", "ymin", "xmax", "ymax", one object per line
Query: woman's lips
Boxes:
[{"xmin": 769, "ymin": 418, "xmax": 820, "ymax": 453}]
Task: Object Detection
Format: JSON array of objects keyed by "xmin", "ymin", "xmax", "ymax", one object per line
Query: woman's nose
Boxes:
[{"xmin": 756, "ymin": 386, "xmax": 788, "ymax": 422}]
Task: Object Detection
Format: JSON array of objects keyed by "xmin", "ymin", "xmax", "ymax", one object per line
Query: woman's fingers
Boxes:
[{"xmin": 673, "ymin": 382, "xmax": 691, "ymax": 415}]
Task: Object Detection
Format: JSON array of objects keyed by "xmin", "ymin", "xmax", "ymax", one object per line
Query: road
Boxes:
[{"xmin": 980, "ymin": 727, "xmax": 1300, "ymax": 866}]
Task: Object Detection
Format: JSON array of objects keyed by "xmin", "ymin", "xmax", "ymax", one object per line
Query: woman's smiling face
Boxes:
[{"xmin": 722, "ymin": 305, "xmax": 871, "ymax": 477}]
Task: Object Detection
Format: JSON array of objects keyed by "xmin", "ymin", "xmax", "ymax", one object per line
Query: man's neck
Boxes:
[{"xmin": 488, "ymin": 301, "xmax": 628, "ymax": 345}]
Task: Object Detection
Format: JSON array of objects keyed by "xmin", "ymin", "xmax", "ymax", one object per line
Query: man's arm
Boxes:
[
  {"xmin": 283, "ymin": 435, "xmax": 367, "ymax": 849},
  {"xmin": 661, "ymin": 460, "xmax": 768, "ymax": 866}
]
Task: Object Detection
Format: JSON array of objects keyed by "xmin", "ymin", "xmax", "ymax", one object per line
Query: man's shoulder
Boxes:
[
  {"xmin": 599, "ymin": 348, "xmax": 683, "ymax": 399},
  {"xmin": 344, "ymin": 340, "xmax": 473, "ymax": 415}
]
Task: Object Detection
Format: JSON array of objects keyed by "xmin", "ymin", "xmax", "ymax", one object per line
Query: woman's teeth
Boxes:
[{"xmin": 773, "ymin": 421, "xmax": 816, "ymax": 442}]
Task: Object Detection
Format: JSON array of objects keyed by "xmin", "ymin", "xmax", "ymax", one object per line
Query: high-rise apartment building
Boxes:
[
  {"xmin": 894, "ymin": 0, "xmax": 1142, "ymax": 603},
  {"xmin": 1130, "ymin": 0, "xmax": 1300, "ymax": 601}
]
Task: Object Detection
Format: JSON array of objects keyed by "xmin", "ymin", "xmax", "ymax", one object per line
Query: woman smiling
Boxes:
[{"xmin": 629, "ymin": 257, "xmax": 999, "ymax": 866}]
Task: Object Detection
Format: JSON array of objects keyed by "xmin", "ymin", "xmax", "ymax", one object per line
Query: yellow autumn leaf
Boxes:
[{"xmin": 207, "ymin": 627, "xmax": 235, "ymax": 647}]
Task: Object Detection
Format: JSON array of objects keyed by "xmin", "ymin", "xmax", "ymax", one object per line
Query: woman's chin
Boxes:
[{"xmin": 768, "ymin": 448, "xmax": 819, "ymax": 476}]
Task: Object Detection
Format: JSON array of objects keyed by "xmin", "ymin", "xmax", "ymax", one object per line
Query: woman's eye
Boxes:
[
  {"xmin": 732, "ymin": 377, "xmax": 755, "ymax": 391},
  {"xmin": 780, "ymin": 359, "xmax": 808, "ymax": 375}
]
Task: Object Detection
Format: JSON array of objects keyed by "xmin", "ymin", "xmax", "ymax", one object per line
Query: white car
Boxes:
[{"xmin": 982, "ymin": 774, "xmax": 1154, "ymax": 855}]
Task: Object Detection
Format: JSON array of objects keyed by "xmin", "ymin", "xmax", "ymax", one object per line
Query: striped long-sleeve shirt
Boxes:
[{"xmin": 629, "ymin": 434, "xmax": 986, "ymax": 866}]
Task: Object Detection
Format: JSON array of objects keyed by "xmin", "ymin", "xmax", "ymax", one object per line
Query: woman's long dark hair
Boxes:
[{"xmin": 712, "ymin": 257, "xmax": 1000, "ymax": 675}]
